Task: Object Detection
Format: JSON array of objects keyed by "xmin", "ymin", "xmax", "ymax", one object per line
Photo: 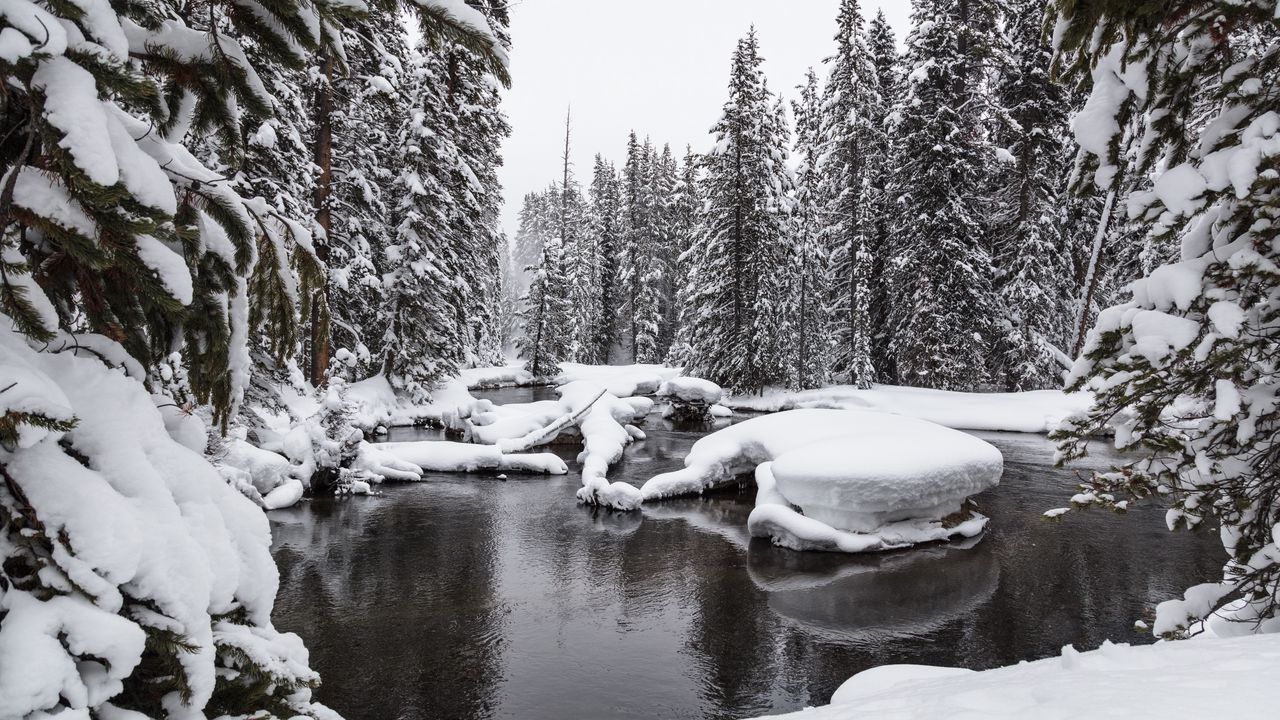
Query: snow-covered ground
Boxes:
[
  {"xmin": 643, "ymin": 409, "xmax": 1002, "ymax": 552},
  {"xmin": 725, "ymin": 384, "xmax": 1092, "ymax": 433},
  {"xmin": 749, "ymin": 633, "xmax": 1280, "ymax": 719},
  {"xmin": 375, "ymin": 440, "xmax": 567, "ymax": 475}
]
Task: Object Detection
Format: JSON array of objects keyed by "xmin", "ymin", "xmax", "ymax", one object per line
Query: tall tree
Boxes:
[
  {"xmin": 1054, "ymin": 0, "xmax": 1280, "ymax": 637},
  {"xmin": 789, "ymin": 68, "xmax": 834, "ymax": 389},
  {"xmin": 679, "ymin": 30, "xmax": 793, "ymax": 392},
  {"xmin": 990, "ymin": 0, "xmax": 1075, "ymax": 390},
  {"xmin": 820, "ymin": 0, "xmax": 879, "ymax": 388},
  {"xmin": 886, "ymin": 0, "xmax": 1001, "ymax": 391},
  {"xmin": 586, "ymin": 156, "xmax": 624, "ymax": 363},
  {"xmin": 865, "ymin": 9, "xmax": 902, "ymax": 382}
]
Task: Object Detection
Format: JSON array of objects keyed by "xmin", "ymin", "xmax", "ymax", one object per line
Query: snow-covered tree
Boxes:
[
  {"xmin": 820, "ymin": 0, "xmax": 879, "ymax": 388},
  {"xmin": 665, "ymin": 148, "xmax": 703, "ymax": 368},
  {"xmin": 886, "ymin": 0, "xmax": 1001, "ymax": 391},
  {"xmin": 789, "ymin": 68, "xmax": 834, "ymax": 389},
  {"xmin": 518, "ymin": 235, "xmax": 571, "ymax": 378},
  {"xmin": 586, "ymin": 156, "xmax": 625, "ymax": 363},
  {"xmin": 1053, "ymin": 0, "xmax": 1280, "ymax": 637},
  {"xmin": 679, "ymin": 30, "xmax": 794, "ymax": 392},
  {"xmin": 865, "ymin": 9, "xmax": 902, "ymax": 382},
  {"xmin": 618, "ymin": 133, "xmax": 666, "ymax": 362},
  {"xmin": 0, "ymin": 0, "xmax": 352, "ymax": 714},
  {"xmin": 989, "ymin": 0, "xmax": 1075, "ymax": 390}
]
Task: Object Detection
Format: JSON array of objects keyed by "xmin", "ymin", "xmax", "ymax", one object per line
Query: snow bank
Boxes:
[
  {"xmin": 457, "ymin": 362, "xmax": 535, "ymax": 389},
  {"xmin": 724, "ymin": 384, "xmax": 1092, "ymax": 434},
  {"xmin": 345, "ymin": 374, "xmax": 482, "ymax": 431},
  {"xmin": 643, "ymin": 409, "xmax": 1001, "ymax": 553},
  {"xmin": 556, "ymin": 362, "xmax": 680, "ymax": 397},
  {"xmin": 0, "ymin": 325, "xmax": 330, "ymax": 717},
  {"xmin": 374, "ymin": 440, "xmax": 567, "ymax": 475},
  {"xmin": 749, "ymin": 633, "xmax": 1280, "ymax": 719}
]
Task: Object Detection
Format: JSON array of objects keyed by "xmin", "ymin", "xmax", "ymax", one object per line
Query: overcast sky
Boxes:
[{"xmin": 496, "ymin": 0, "xmax": 913, "ymax": 239}]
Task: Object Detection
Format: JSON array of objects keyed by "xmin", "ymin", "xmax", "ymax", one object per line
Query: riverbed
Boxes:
[{"xmin": 269, "ymin": 388, "xmax": 1223, "ymax": 720}]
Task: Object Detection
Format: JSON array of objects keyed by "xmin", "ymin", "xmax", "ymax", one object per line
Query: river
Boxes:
[{"xmin": 269, "ymin": 386, "xmax": 1223, "ymax": 720}]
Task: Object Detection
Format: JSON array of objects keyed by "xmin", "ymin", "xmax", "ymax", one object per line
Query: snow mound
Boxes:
[
  {"xmin": 750, "ymin": 463, "xmax": 991, "ymax": 553},
  {"xmin": 658, "ymin": 376, "xmax": 723, "ymax": 404},
  {"xmin": 749, "ymin": 633, "xmax": 1280, "ymax": 719},
  {"xmin": 643, "ymin": 409, "xmax": 1001, "ymax": 553},
  {"xmin": 724, "ymin": 384, "xmax": 1092, "ymax": 434},
  {"xmin": 768, "ymin": 427, "xmax": 1001, "ymax": 532},
  {"xmin": 556, "ymin": 362, "xmax": 680, "ymax": 397}
]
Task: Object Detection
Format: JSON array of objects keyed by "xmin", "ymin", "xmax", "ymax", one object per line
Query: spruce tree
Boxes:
[
  {"xmin": 1053, "ymin": 0, "xmax": 1280, "ymax": 637},
  {"xmin": 665, "ymin": 148, "xmax": 703, "ymax": 368},
  {"xmin": 789, "ymin": 68, "xmax": 834, "ymax": 389},
  {"xmin": 820, "ymin": 0, "xmax": 879, "ymax": 388},
  {"xmin": 518, "ymin": 235, "xmax": 571, "ymax": 378},
  {"xmin": 586, "ymin": 156, "xmax": 624, "ymax": 363},
  {"xmin": 679, "ymin": 30, "xmax": 793, "ymax": 392},
  {"xmin": 887, "ymin": 0, "xmax": 1000, "ymax": 391},
  {"xmin": 990, "ymin": 0, "xmax": 1075, "ymax": 390},
  {"xmin": 865, "ymin": 9, "xmax": 902, "ymax": 382}
]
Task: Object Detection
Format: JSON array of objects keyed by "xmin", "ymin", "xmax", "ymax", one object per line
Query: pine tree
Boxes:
[
  {"xmin": 886, "ymin": 0, "xmax": 1001, "ymax": 391},
  {"xmin": 654, "ymin": 143, "xmax": 682, "ymax": 358},
  {"xmin": 556, "ymin": 114, "xmax": 597, "ymax": 362},
  {"xmin": 1053, "ymin": 0, "xmax": 1280, "ymax": 637},
  {"xmin": 586, "ymin": 156, "xmax": 624, "ymax": 363},
  {"xmin": 618, "ymin": 133, "xmax": 665, "ymax": 362},
  {"xmin": 990, "ymin": 0, "xmax": 1075, "ymax": 390},
  {"xmin": 679, "ymin": 30, "xmax": 793, "ymax": 392},
  {"xmin": 518, "ymin": 235, "xmax": 571, "ymax": 378},
  {"xmin": 865, "ymin": 9, "xmax": 902, "ymax": 382},
  {"xmin": 789, "ymin": 68, "xmax": 834, "ymax": 389},
  {"xmin": 665, "ymin": 148, "xmax": 703, "ymax": 368},
  {"xmin": 0, "ymin": 0, "xmax": 352, "ymax": 714},
  {"xmin": 820, "ymin": 0, "xmax": 879, "ymax": 388}
]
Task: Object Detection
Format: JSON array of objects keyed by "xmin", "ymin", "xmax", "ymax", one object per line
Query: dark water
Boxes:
[{"xmin": 270, "ymin": 389, "xmax": 1224, "ymax": 720}]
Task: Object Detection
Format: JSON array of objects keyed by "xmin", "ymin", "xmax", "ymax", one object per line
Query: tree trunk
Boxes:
[{"xmin": 310, "ymin": 57, "xmax": 334, "ymax": 386}]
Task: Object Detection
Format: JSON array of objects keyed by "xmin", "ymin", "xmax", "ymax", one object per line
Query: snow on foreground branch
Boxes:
[
  {"xmin": 642, "ymin": 409, "xmax": 1002, "ymax": 552},
  {"xmin": 749, "ymin": 633, "xmax": 1280, "ymax": 719},
  {"xmin": 0, "ymin": 328, "xmax": 334, "ymax": 718}
]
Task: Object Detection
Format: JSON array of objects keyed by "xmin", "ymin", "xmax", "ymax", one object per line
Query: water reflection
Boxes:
[{"xmin": 270, "ymin": 398, "xmax": 1225, "ymax": 720}]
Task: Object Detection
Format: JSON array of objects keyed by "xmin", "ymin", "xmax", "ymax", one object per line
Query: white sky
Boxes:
[{"xmin": 495, "ymin": 0, "xmax": 913, "ymax": 238}]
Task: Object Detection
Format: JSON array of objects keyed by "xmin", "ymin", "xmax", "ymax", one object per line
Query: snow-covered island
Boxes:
[{"xmin": 643, "ymin": 408, "xmax": 1003, "ymax": 552}]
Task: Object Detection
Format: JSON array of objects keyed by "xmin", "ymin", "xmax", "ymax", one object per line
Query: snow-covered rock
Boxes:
[
  {"xmin": 748, "ymin": 633, "xmax": 1280, "ymax": 719},
  {"xmin": 643, "ymin": 409, "xmax": 1001, "ymax": 553},
  {"xmin": 658, "ymin": 376, "xmax": 724, "ymax": 421},
  {"xmin": 724, "ymin": 384, "xmax": 1092, "ymax": 434}
]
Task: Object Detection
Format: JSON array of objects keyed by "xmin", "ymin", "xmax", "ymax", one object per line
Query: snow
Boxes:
[
  {"xmin": 556, "ymin": 362, "xmax": 680, "ymax": 397},
  {"xmin": 262, "ymin": 478, "xmax": 305, "ymax": 510},
  {"xmin": 750, "ymin": 463, "xmax": 991, "ymax": 554},
  {"xmin": 458, "ymin": 362, "xmax": 535, "ymax": 389},
  {"xmin": 722, "ymin": 384, "xmax": 1091, "ymax": 434},
  {"xmin": 134, "ymin": 235, "xmax": 194, "ymax": 305},
  {"xmin": 748, "ymin": 634, "xmax": 1280, "ymax": 719},
  {"xmin": 414, "ymin": 0, "xmax": 508, "ymax": 69},
  {"xmin": 31, "ymin": 57, "xmax": 117, "ymax": 186},
  {"xmin": 644, "ymin": 409, "xmax": 1001, "ymax": 553},
  {"xmin": 374, "ymin": 440, "xmax": 567, "ymax": 475},
  {"xmin": 767, "ymin": 425, "xmax": 1001, "ymax": 532},
  {"xmin": 657, "ymin": 376, "xmax": 723, "ymax": 405},
  {"xmin": 0, "ymin": 324, "xmax": 326, "ymax": 717}
]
